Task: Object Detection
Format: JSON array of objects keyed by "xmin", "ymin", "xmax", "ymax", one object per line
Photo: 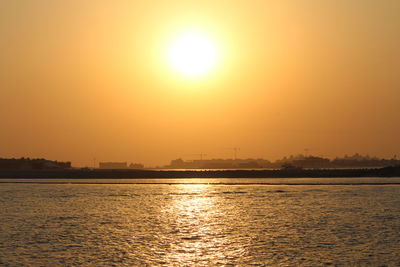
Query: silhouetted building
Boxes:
[
  {"xmin": 129, "ymin": 163, "xmax": 144, "ymax": 169},
  {"xmin": 166, "ymin": 158, "xmax": 271, "ymax": 169},
  {"xmin": 290, "ymin": 156, "xmax": 331, "ymax": 168},
  {"xmin": 0, "ymin": 158, "xmax": 71, "ymax": 170},
  {"xmin": 165, "ymin": 153, "xmax": 400, "ymax": 169},
  {"xmin": 99, "ymin": 162, "xmax": 128, "ymax": 169}
]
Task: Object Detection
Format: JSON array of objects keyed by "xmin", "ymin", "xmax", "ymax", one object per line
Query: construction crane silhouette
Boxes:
[
  {"xmin": 187, "ymin": 153, "xmax": 207, "ymax": 161},
  {"xmin": 225, "ymin": 147, "xmax": 240, "ymax": 160}
]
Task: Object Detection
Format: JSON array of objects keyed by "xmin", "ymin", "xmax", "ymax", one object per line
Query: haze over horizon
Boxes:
[{"xmin": 1, "ymin": 0, "xmax": 399, "ymax": 167}]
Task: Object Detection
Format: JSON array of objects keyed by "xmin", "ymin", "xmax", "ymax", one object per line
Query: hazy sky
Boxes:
[{"xmin": 1, "ymin": 0, "xmax": 399, "ymax": 166}]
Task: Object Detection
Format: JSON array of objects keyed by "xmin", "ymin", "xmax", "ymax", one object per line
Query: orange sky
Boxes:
[{"xmin": 1, "ymin": 0, "xmax": 399, "ymax": 166}]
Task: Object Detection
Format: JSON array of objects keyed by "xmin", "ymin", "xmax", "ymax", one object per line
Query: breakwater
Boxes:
[{"xmin": 1, "ymin": 166, "xmax": 399, "ymax": 179}]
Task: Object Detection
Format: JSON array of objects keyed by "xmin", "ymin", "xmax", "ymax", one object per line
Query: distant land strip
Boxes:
[
  {"xmin": 1, "ymin": 181, "xmax": 400, "ymax": 185},
  {"xmin": 0, "ymin": 165, "xmax": 399, "ymax": 179}
]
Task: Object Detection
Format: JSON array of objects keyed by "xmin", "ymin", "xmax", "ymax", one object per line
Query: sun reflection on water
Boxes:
[
  {"xmin": 2, "ymin": 184, "xmax": 400, "ymax": 265},
  {"xmin": 159, "ymin": 184, "xmax": 248, "ymax": 265}
]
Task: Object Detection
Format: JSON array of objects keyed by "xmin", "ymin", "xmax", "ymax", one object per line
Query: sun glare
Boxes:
[{"xmin": 167, "ymin": 31, "xmax": 219, "ymax": 78}]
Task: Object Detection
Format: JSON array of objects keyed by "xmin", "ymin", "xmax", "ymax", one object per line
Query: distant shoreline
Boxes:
[{"xmin": 0, "ymin": 165, "xmax": 399, "ymax": 179}]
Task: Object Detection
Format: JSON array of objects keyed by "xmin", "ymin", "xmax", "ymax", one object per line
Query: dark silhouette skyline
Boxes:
[{"xmin": 1, "ymin": 153, "xmax": 399, "ymax": 171}]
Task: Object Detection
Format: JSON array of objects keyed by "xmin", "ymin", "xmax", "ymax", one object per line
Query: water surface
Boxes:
[{"xmin": 1, "ymin": 179, "xmax": 400, "ymax": 265}]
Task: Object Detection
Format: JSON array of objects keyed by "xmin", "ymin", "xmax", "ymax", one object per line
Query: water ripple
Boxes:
[{"xmin": 0, "ymin": 183, "xmax": 400, "ymax": 265}]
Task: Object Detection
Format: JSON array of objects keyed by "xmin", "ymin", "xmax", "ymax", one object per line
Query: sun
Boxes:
[{"xmin": 167, "ymin": 31, "xmax": 219, "ymax": 78}]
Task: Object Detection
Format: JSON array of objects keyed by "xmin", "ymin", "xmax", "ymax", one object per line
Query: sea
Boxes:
[{"xmin": 1, "ymin": 178, "xmax": 400, "ymax": 266}]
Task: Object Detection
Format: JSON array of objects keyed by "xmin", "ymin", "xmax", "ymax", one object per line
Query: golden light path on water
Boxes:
[
  {"xmin": 159, "ymin": 184, "xmax": 248, "ymax": 265},
  {"xmin": 1, "ymin": 182, "xmax": 400, "ymax": 265}
]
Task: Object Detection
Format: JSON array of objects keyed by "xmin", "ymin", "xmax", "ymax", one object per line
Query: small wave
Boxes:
[
  {"xmin": 49, "ymin": 195, "xmax": 75, "ymax": 198},
  {"xmin": 56, "ymin": 216, "xmax": 78, "ymax": 221},
  {"xmin": 181, "ymin": 236, "xmax": 201, "ymax": 241},
  {"xmin": 106, "ymin": 194, "xmax": 139, "ymax": 197},
  {"xmin": 168, "ymin": 193, "xmax": 200, "ymax": 196},
  {"xmin": 264, "ymin": 190, "xmax": 288, "ymax": 193},
  {"xmin": 304, "ymin": 189, "xmax": 326, "ymax": 192}
]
